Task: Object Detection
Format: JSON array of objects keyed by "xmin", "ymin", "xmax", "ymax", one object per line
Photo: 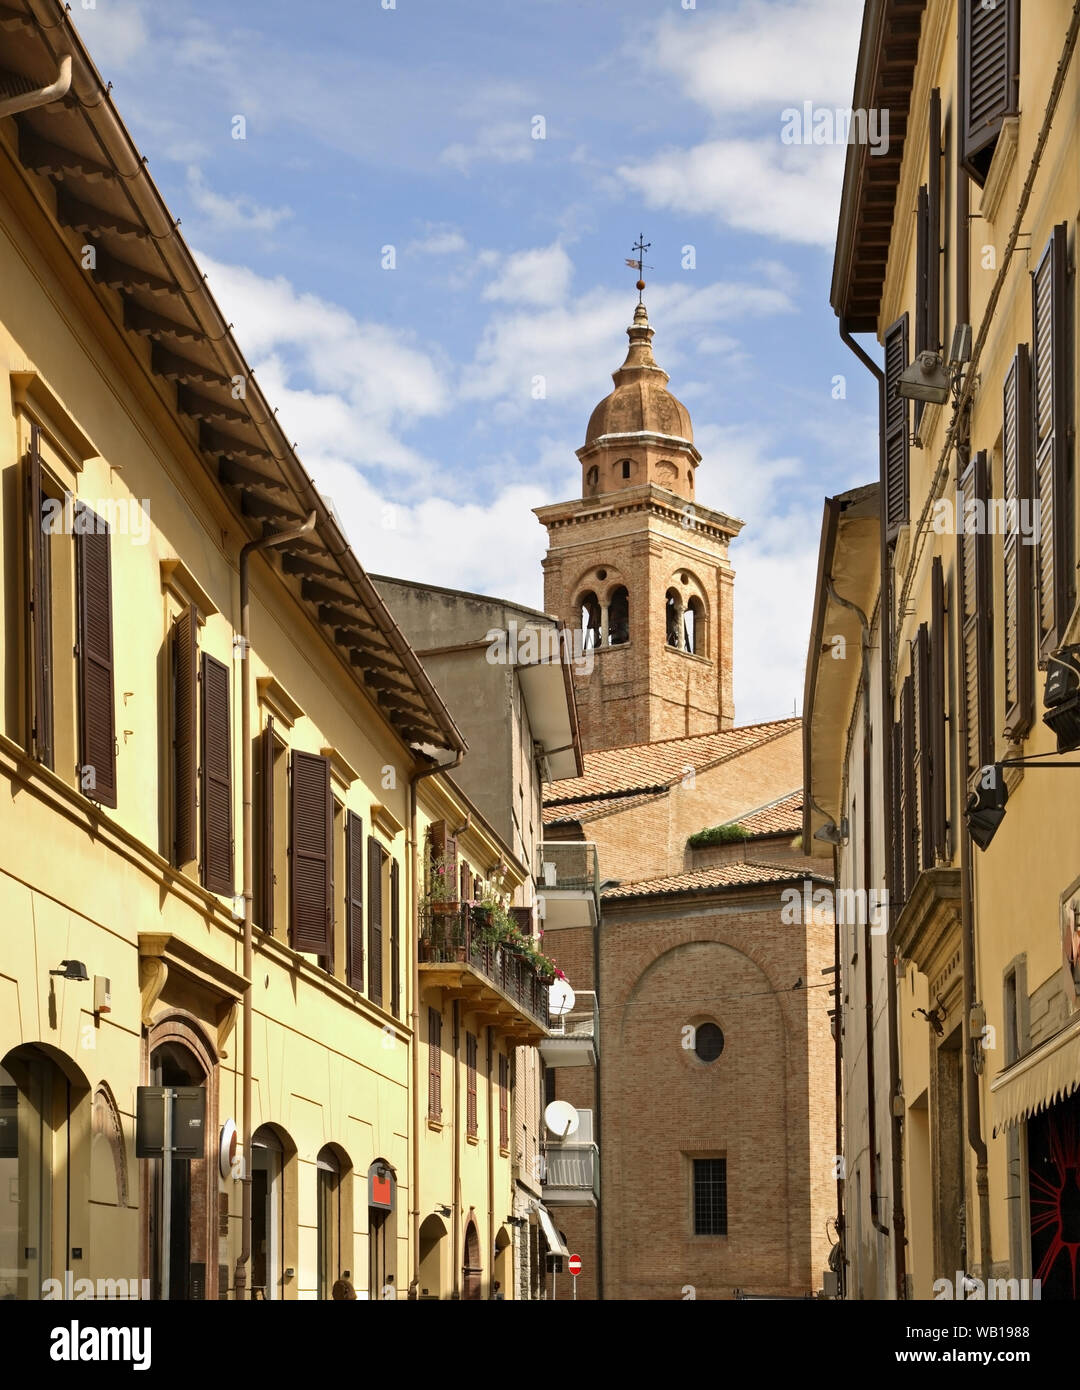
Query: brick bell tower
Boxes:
[{"xmin": 535, "ymin": 293, "xmax": 742, "ymax": 754}]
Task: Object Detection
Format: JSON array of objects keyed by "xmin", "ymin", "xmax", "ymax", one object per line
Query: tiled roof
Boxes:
[
  {"xmin": 602, "ymin": 860, "xmax": 827, "ymax": 902},
  {"xmin": 542, "ymin": 789, "xmax": 664, "ymax": 825},
  {"xmin": 544, "ymin": 717, "xmax": 800, "ymax": 807},
  {"xmin": 696, "ymin": 789, "xmax": 803, "ymax": 840}
]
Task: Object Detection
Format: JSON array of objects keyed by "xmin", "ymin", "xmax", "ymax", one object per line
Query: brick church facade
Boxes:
[{"xmin": 536, "ymin": 299, "xmax": 836, "ymax": 1299}]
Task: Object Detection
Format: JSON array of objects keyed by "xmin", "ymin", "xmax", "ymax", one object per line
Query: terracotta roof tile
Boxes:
[
  {"xmin": 544, "ymin": 717, "xmax": 800, "ymax": 807},
  {"xmin": 602, "ymin": 859, "xmax": 828, "ymax": 902}
]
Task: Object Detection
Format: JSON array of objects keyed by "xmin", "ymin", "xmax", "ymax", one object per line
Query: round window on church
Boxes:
[{"xmin": 694, "ymin": 1022, "xmax": 725, "ymax": 1063}]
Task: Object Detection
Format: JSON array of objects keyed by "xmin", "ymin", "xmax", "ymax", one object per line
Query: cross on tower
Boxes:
[{"xmin": 625, "ymin": 234, "xmax": 652, "ymax": 303}]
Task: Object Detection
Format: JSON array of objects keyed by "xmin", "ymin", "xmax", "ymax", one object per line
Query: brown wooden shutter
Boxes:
[
  {"xmin": 930, "ymin": 557, "xmax": 948, "ymax": 861},
  {"xmin": 200, "ymin": 653, "xmax": 233, "ymax": 895},
  {"xmin": 290, "ymin": 751, "xmax": 333, "ymax": 955},
  {"xmin": 390, "ymin": 858, "xmax": 400, "ymax": 1017},
  {"xmin": 958, "ymin": 452, "xmax": 994, "ymax": 780},
  {"xmin": 1002, "ymin": 344, "xmax": 1034, "ymax": 736},
  {"xmin": 901, "ymin": 674, "xmax": 916, "ymax": 898},
  {"xmin": 345, "ymin": 811, "xmax": 364, "ymax": 987},
  {"xmin": 960, "ymin": 0, "xmax": 1018, "ymax": 185},
  {"xmin": 172, "ymin": 604, "xmax": 198, "ymax": 865},
  {"xmin": 915, "ymin": 185, "xmax": 930, "ymax": 356},
  {"xmin": 1032, "ymin": 225, "xmax": 1071, "ymax": 657},
  {"xmin": 459, "ymin": 860, "xmax": 470, "ymax": 902},
  {"xmin": 927, "ymin": 88, "xmax": 941, "ymax": 354},
  {"xmin": 498, "ymin": 1053, "xmax": 509, "ymax": 1150},
  {"xmin": 26, "ymin": 427, "xmax": 54, "ymax": 769},
  {"xmin": 466, "ymin": 1032, "xmax": 478, "ymax": 1137},
  {"xmin": 510, "ymin": 905, "xmax": 533, "ymax": 938},
  {"xmin": 368, "ymin": 836, "xmax": 384, "ymax": 1005},
  {"xmin": 258, "ymin": 718, "xmax": 276, "ymax": 932},
  {"xmin": 915, "ymin": 625, "xmax": 932, "ymax": 872},
  {"xmin": 428, "ymin": 1008, "xmax": 442, "ymax": 1120},
  {"xmin": 883, "ymin": 315, "xmax": 909, "ymax": 537},
  {"xmin": 75, "ymin": 506, "xmax": 116, "ymax": 808},
  {"xmin": 891, "ymin": 717, "xmax": 904, "ymax": 903}
]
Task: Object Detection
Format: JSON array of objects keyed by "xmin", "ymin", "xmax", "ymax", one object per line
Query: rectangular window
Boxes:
[
  {"xmin": 883, "ymin": 314, "xmax": 909, "ymax": 537},
  {"xmin": 200, "ymin": 651, "xmax": 233, "ymax": 896},
  {"xmin": 346, "ymin": 812, "xmax": 364, "ymax": 990},
  {"xmin": 289, "ymin": 751, "xmax": 333, "ymax": 957},
  {"xmin": 498, "ymin": 1053, "xmax": 509, "ymax": 1150},
  {"xmin": 367, "ymin": 836, "xmax": 386, "ymax": 1005},
  {"xmin": 26, "ymin": 425, "xmax": 54, "ymax": 769},
  {"xmin": 1002, "ymin": 344, "xmax": 1034, "ymax": 737},
  {"xmin": 172, "ymin": 605, "xmax": 198, "ymax": 867},
  {"xmin": 930, "ymin": 557, "xmax": 948, "ymax": 861},
  {"xmin": 959, "ymin": 0, "xmax": 1019, "ymax": 186},
  {"xmin": 427, "ymin": 1007, "xmax": 442, "ymax": 1121},
  {"xmin": 1032, "ymin": 224, "xmax": 1073, "ymax": 658},
  {"xmin": 958, "ymin": 451, "xmax": 994, "ymax": 781},
  {"xmin": 390, "ymin": 858, "xmax": 401, "ymax": 1017},
  {"xmin": 466, "ymin": 1032, "xmax": 478, "ymax": 1138},
  {"xmin": 75, "ymin": 505, "xmax": 117, "ymax": 807},
  {"xmin": 693, "ymin": 1157, "xmax": 727, "ymax": 1236},
  {"xmin": 255, "ymin": 716, "xmax": 281, "ymax": 933}
]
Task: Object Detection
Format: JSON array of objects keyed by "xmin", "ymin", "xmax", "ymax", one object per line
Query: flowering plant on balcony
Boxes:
[{"xmin": 423, "ymin": 852, "xmax": 459, "ymax": 909}]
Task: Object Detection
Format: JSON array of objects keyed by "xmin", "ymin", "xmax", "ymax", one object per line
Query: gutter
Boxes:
[
  {"xmin": 0, "ymin": 51, "xmax": 70, "ymax": 118},
  {"xmin": 838, "ymin": 317, "xmax": 907, "ymax": 1298}
]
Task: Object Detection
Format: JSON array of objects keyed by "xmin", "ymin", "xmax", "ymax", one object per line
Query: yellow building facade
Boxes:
[
  {"xmin": 0, "ymin": 0, "xmax": 552, "ymax": 1301},
  {"xmin": 828, "ymin": 0, "xmax": 1080, "ymax": 1298}
]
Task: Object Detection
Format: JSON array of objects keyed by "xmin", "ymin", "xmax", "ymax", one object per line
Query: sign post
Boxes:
[{"xmin": 568, "ymin": 1252, "xmax": 581, "ymax": 1299}]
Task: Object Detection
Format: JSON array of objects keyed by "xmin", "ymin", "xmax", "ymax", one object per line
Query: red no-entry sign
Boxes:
[{"xmin": 568, "ymin": 1254, "xmax": 582, "ymax": 1276}]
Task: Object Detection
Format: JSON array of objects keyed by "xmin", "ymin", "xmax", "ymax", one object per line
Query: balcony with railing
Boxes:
[
  {"xmin": 542, "ymin": 1108, "xmax": 599, "ymax": 1206},
  {"xmin": 540, "ymin": 989, "xmax": 598, "ymax": 1067},
  {"xmin": 419, "ymin": 904, "xmax": 551, "ymax": 1039},
  {"xmin": 537, "ymin": 841, "xmax": 600, "ymax": 929}
]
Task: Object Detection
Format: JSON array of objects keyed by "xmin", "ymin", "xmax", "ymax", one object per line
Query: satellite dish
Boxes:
[
  {"xmin": 544, "ymin": 1100, "xmax": 579, "ymax": 1138},
  {"xmin": 548, "ymin": 979, "xmax": 576, "ymax": 1018}
]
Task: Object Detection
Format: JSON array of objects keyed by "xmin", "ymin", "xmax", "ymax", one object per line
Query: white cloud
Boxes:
[
  {"xmin": 646, "ymin": 0, "xmax": 862, "ymax": 116},
  {"xmin": 619, "ymin": 138, "xmax": 845, "ymax": 248},
  {"xmin": 440, "ymin": 121, "xmax": 536, "ymax": 173},
  {"xmin": 408, "ymin": 226, "xmax": 469, "ymax": 256},
  {"xmin": 481, "ymin": 244, "xmax": 573, "ymax": 308},
  {"xmin": 71, "ymin": 1, "xmax": 149, "ymax": 71},
  {"xmin": 185, "ymin": 168, "xmax": 292, "ymax": 236}
]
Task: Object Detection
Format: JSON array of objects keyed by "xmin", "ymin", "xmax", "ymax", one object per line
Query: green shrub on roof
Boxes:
[{"xmin": 687, "ymin": 822, "xmax": 749, "ymax": 848}]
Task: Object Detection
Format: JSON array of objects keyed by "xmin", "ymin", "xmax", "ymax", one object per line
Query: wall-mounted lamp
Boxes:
[
  {"xmin": 914, "ymin": 998, "xmax": 947, "ymax": 1036},
  {"xmin": 896, "ymin": 351, "xmax": 950, "ymax": 405},
  {"xmin": 49, "ymin": 960, "xmax": 89, "ymax": 982},
  {"xmin": 435, "ymin": 1204, "xmax": 452, "ymax": 1218},
  {"xmin": 813, "ymin": 817, "xmax": 849, "ymax": 846}
]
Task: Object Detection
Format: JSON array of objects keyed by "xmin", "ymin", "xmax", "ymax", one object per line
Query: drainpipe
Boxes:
[
  {"xmin": 838, "ymin": 317, "xmax": 907, "ymax": 1298},
  {"xmin": 0, "ymin": 52, "xmax": 70, "ymax": 118},
  {"xmin": 452, "ymin": 998, "xmax": 461, "ymax": 1297},
  {"xmin": 827, "ymin": 580, "xmax": 890, "ymax": 1255},
  {"xmin": 487, "ymin": 1026, "xmax": 495, "ymax": 1298},
  {"xmin": 830, "ymin": 842, "xmax": 845, "ymax": 1297},
  {"xmin": 408, "ymin": 751, "xmax": 463, "ymax": 1299},
  {"xmin": 234, "ymin": 511, "xmax": 316, "ymax": 1301}
]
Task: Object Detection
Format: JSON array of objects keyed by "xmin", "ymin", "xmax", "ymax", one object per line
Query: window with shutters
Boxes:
[
  {"xmin": 891, "ymin": 717, "xmax": 904, "ymax": 905},
  {"xmin": 428, "ymin": 820, "xmax": 458, "ymax": 901},
  {"xmin": 25, "ymin": 426, "xmax": 56, "ymax": 771},
  {"xmin": 255, "ymin": 718, "xmax": 286, "ymax": 934},
  {"xmin": 959, "ymin": 0, "xmax": 1019, "ymax": 186},
  {"xmin": 75, "ymin": 505, "xmax": 117, "ymax": 808},
  {"xmin": 427, "ymin": 1008, "xmax": 442, "ymax": 1122},
  {"xmin": 200, "ymin": 652, "xmax": 234, "ymax": 897},
  {"xmin": 172, "ymin": 605, "xmax": 198, "ymax": 868},
  {"xmin": 1002, "ymin": 345, "xmax": 1034, "ymax": 738},
  {"xmin": 914, "ymin": 626, "xmax": 932, "ymax": 873},
  {"xmin": 346, "ymin": 812, "xmax": 365, "ymax": 990},
  {"xmin": 958, "ymin": 452, "xmax": 995, "ymax": 783},
  {"xmin": 466, "ymin": 1033, "xmax": 478, "ymax": 1139},
  {"xmin": 498, "ymin": 1053, "xmax": 509, "ymax": 1151},
  {"xmin": 900, "ymin": 674, "xmax": 916, "ymax": 899},
  {"xmin": 1032, "ymin": 225, "xmax": 1073, "ymax": 658},
  {"xmin": 290, "ymin": 751, "xmax": 333, "ymax": 959},
  {"xmin": 930, "ymin": 558, "xmax": 949, "ymax": 862},
  {"xmin": 328, "ymin": 797, "xmax": 345, "ymax": 976},
  {"xmin": 883, "ymin": 315, "xmax": 910, "ymax": 538},
  {"xmin": 368, "ymin": 836, "xmax": 388, "ymax": 1005},
  {"xmin": 390, "ymin": 858, "xmax": 401, "ymax": 1018}
]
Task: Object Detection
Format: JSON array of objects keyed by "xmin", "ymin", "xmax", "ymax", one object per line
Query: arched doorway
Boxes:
[
  {"xmin": 251, "ymin": 1125, "xmax": 296, "ymax": 1300},
  {"xmin": 147, "ymin": 1038, "xmax": 211, "ymax": 1300},
  {"xmin": 316, "ymin": 1144, "xmax": 353, "ymax": 1299},
  {"xmin": 463, "ymin": 1218, "xmax": 482, "ymax": 1300},
  {"xmin": 493, "ymin": 1225, "xmax": 511, "ymax": 1299},
  {"xmin": 368, "ymin": 1158, "xmax": 396, "ymax": 1298},
  {"xmin": 0, "ymin": 1045, "xmax": 89, "ymax": 1300},
  {"xmin": 417, "ymin": 1212, "xmax": 447, "ymax": 1299}
]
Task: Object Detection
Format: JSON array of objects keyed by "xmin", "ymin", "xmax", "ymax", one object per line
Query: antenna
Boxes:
[{"xmin": 544, "ymin": 1099, "xmax": 580, "ymax": 1139}]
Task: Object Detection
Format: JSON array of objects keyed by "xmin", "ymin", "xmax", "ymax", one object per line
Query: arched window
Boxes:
[
  {"xmin": 148, "ymin": 1038, "xmax": 210, "ymax": 1301},
  {"xmin": 585, "ymin": 465, "xmax": 599, "ymax": 495},
  {"xmin": 665, "ymin": 589, "xmax": 684, "ymax": 649},
  {"xmin": 607, "ymin": 586, "xmax": 629, "ymax": 646},
  {"xmin": 684, "ymin": 596, "xmax": 705, "ymax": 655},
  {"xmin": 252, "ymin": 1125, "xmax": 297, "ymax": 1300},
  {"xmin": 418, "ymin": 1213, "xmax": 448, "ymax": 1299},
  {"xmin": 688, "ymin": 469, "xmax": 694, "ymax": 491},
  {"xmin": 368, "ymin": 1157, "xmax": 397, "ymax": 1298},
  {"xmin": 577, "ymin": 591, "xmax": 601, "ymax": 650},
  {"xmin": 620, "ymin": 459, "xmax": 632, "ymax": 480}
]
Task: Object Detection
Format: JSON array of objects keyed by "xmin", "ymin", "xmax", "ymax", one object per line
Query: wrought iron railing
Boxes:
[{"xmin": 419, "ymin": 905, "xmax": 550, "ymax": 1029}]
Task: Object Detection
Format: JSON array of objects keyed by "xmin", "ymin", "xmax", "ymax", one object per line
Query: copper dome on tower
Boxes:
[{"xmin": 584, "ymin": 303, "xmax": 694, "ymax": 446}]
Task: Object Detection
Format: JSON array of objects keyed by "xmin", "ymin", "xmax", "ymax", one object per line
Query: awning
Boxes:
[
  {"xmin": 533, "ymin": 1200, "xmax": 570, "ymax": 1258},
  {"xmin": 990, "ymin": 1011, "xmax": 1080, "ymax": 1133}
]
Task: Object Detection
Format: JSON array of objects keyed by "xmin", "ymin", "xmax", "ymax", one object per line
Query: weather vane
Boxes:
[{"xmin": 625, "ymin": 234, "xmax": 652, "ymax": 304}]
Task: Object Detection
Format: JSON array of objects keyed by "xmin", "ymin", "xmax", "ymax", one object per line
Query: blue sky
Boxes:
[{"xmin": 76, "ymin": 0, "xmax": 878, "ymax": 723}]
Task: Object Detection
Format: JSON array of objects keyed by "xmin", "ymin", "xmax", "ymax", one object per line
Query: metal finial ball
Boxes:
[{"xmin": 636, "ymin": 279, "xmax": 646, "ymax": 291}]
